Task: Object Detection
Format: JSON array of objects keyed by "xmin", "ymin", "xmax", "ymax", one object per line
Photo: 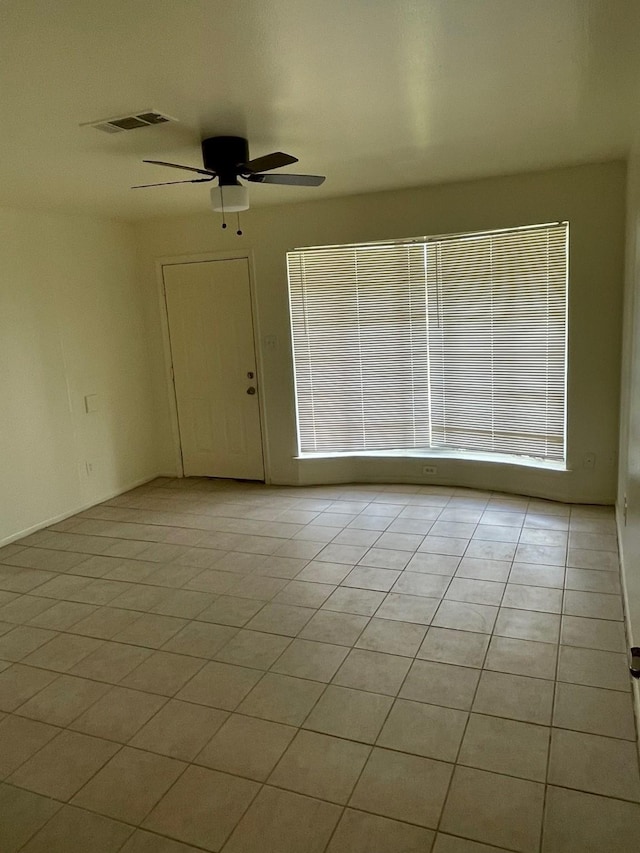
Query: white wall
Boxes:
[
  {"xmin": 0, "ymin": 207, "xmax": 160, "ymax": 544},
  {"xmin": 618, "ymin": 139, "xmax": 640, "ymax": 704},
  {"xmin": 136, "ymin": 161, "xmax": 626, "ymax": 504}
]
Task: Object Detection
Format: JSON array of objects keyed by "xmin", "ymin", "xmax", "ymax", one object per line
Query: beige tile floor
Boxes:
[{"xmin": 0, "ymin": 478, "xmax": 639, "ymax": 852}]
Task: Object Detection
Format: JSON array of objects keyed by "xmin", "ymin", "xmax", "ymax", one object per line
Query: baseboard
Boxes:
[
  {"xmin": 615, "ymin": 503, "xmax": 640, "ymax": 752},
  {"xmin": 0, "ymin": 473, "xmax": 164, "ymax": 548}
]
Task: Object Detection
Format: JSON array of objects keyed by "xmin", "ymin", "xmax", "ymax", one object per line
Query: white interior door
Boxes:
[{"xmin": 164, "ymin": 258, "xmax": 265, "ymax": 480}]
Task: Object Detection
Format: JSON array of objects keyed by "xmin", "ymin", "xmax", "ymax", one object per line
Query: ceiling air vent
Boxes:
[{"xmin": 81, "ymin": 110, "xmax": 177, "ymax": 133}]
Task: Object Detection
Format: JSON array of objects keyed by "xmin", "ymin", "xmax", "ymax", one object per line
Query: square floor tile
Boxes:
[
  {"xmin": 72, "ymin": 747, "xmax": 186, "ymax": 824},
  {"xmin": 303, "ymin": 685, "xmax": 392, "ymax": 743},
  {"xmin": 110, "ymin": 584, "xmax": 171, "ymax": 612},
  {"xmin": 548, "ymin": 728, "xmax": 640, "ymax": 801},
  {"xmin": 196, "ymin": 713, "xmax": 295, "ymax": 780},
  {"xmin": 30, "ymin": 596, "xmax": 96, "ymax": 631},
  {"xmin": 322, "ymin": 587, "xmax": 386, "ymax": 616},
  {"xmin": 326, "ymin": 808, "xmax": 435, "ymax": 853},
  {"xmin": 70, "ymin": 685, "xmax": 165, "ymax": 742},
  {"xmin": 333, "ymin": 649, "xmax": 411, "ymax": 695},
  {"xmin": 223, "ymin": 786, "xmax": 341, "ymax": 853},
  {"xmin": 22, "ymin": 635, "xmax": 104, "ymax": 672},
  {"xmin": 557, "ymin": 646, "xmax": 630, "ymax": 691},
  {"xmin": 541, "ymin": 785, "xmax": 640, "ymax": 852},
  {"xmin": 509, "ymin": 563, "xmax": 565, "ymax": 588},
  {"xmin": 256, "ymin": 555, "xmax": 309, "ymax": 579},
  {"xmin": 355, "ymin": 619, "xmax": 426, "ymax": 656},
  {"xmin": 458, "ymin": 713, "xmax": 549, "ymax": 780},
  {"xmin": 514, "ymin": 544, "xmax": 565, "ymax": 566},
  {"xmin": 375, "ymin": 532, "xmax": 425, "ymax": 551},
  {"xmin": 16, "ymin": 674, "xmax": 109, "ymax": 726},
  {"xmin": 19, "ymin": 804, "xmax": 132, "ymax": 853},
  {"xmin": 245, "ymin": 603, "xmax": 314, "ymax": 636},
  {"xmin": 377, "ymin": 699, "xmax": 467, "ymax": 761},
  {"xmin": 350, "ymin": 747, "xmax": 452, "ymax": 828},
  {"xmin": 563, "ymin": 590, "xmax": 624, "ymax": 621},
  {"xmin": 560, "ymin": 615, "xmax": 626, "ymax": 652},
  {"xmin": 0, "ymin": 664, "xmax": 59, "ymax": 711},
  {"xmin": 494, "ymin": 608, "xmax": 560, "ymax": 643},
  {"xmin": 472, "ymin": 670, "xmax": 554, "ymax": 724},
  {"xmin": 131, "ymin": 699, "xmax": 228, "ymax": 760},
  {"xmin": 0, "ymin": 626, "xmax": 58, "ymax": 661},
  {"xmin": 0, "ymin": 714, "xmax": 59, "ymax": 777},
  {"xmin": 445, "ymin": 578, "xmax": 504, "ymax": 606},
  {"xmin": 392, "ymin": 572, "xmax": 449, "ymax": 597},
  {"xmin": 417, "ymin": 627, "xmax": 489, "ymax": 668},
  {"xmin": 269, "ymin": 730, "xmax": 370, "ymax": 803},
  {"xmin": 161, "ymin": 621, "xmax": 238, "ymax": 658},
  {"xmin": 432, "ymin": 600, "xmax": 498, "ymax": 634},
  {"xmin": 177, "ymin": 661, "xmax": 262, "ymax": 710},
  {"xmin": 552, "ymin": 682, "xmax": 637, "ymax": 740},
  {"xmin": 214, "ymin": 629, "xmax": 291, "ymax": 669},
  {"xmin": 271, "ymin": 638, "xmax": 348, "ymax": 682},
  {"xmin": 112, "ymin": 614, "xmax": 187, "ymax": 649},
  {"xmin": 237, "ymin": 673, "xmax": 324, "ymax": 725},
  {"xmin": 152, "ymin": 589, "xmax": 215, "ymax": 619},
  {"xmin": 273, "ymin": 580, "xmax": 335, "ymax": 607},
  {"xmin": 143, "ymin": 764, "xmax": 259, "ymax": 851},
  {"xmin": 565, "ymin": 567, "xmax": 620, "ymax": 594},
  {"xmin": 400, "ymin": 660, "xmax": 479, "ymax": 710},
  {"xmin": 229, "ymin": 576, "xmax": 292, "ymax": 601},
  {"xmin": 358, "ymin": 549, "xmax": 412, "ymax": 571},
  {"xmin": 296, "ymin": 561, "xmax": 352, "ymax": 585},
  {"xmin": 299, "ymin": 610, "xmax": 368, "ymax": 645},
  {"xmin": 9, "ymin": 730, "xmax": 119, "ymax": 800},
  {"xmin": 198, "ymin": 596, "xmax": 264, "ymax": 627},
  {"xmin": 419, "ymin": 536, "xmax": 469, "ymax": 556},
  {"xmin": 120, "ymin": 650, "xmax": 206, "ymax": 696},
  {"xmin": 0, "ymin": 784, "xmax": 61, "ymax": 853},
  {"xmin": 70, "ymin": 607, "xmax": 141, "ymax": 640},
  {"xmin": 455, "ymin": 557, "xmax": 511, "ymax": 583},
  {"xmin": 342, "ymin": 567, "xmax": 401, "ymax": 592},
  {"xmin": 440, "ymin": 766, "xmax": 544, "ymax": 853},
  {"xmin": 501, "ymin": 584, "xmax": 563, "ymax": 613},
  {"xmin": 374, "ymin": 593, "xmax": 439, "ymax": 625},
  {"xmin": 464, "ymin": 540, "xmax": 517, "ymax": 561},
  {"xmin": 406, "ymin": 555, "xmax": 459, "ymax": 578},
  {"xmin": 485, "ymin": 636, "xmax": 557, "ymax": 680},
  {"xmin": 69, "ymin": 642, "xmax": 152, "ymax": 684}
]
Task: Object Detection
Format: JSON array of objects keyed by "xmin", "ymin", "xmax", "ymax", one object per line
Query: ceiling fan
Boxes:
[{"xmin": 133, "ymin": 135, "xmax": 325, "ymax": 212}]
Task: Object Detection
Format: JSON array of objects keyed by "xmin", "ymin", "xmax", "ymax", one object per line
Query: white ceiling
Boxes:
[{"xmin": 1, "ymin": 0, "xmax": 638, "ymax": 221}]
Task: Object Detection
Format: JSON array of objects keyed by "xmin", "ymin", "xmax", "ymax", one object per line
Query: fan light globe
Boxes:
[{"xmin": 210, "ymin": 184, "xmax": 249, "ymax": 212}]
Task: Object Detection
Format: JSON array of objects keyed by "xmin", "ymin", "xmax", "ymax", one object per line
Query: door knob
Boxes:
[{"xmin": 246, "ymin": 386, "xmax": 256, "ymax": 395}]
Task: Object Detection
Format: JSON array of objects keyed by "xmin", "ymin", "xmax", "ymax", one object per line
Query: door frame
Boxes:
[{"xmin": 155, "ymin": 250, "xmax": 270, "ymax": 482}]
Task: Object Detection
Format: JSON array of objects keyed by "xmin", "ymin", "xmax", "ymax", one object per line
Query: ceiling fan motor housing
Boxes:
[{"xmin": 201, "ymin": 136, "xmax": 249, "ymax": 185}]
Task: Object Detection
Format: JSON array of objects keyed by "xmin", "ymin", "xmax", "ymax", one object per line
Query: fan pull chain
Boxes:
[
  {"xmin": 236, "ymin": 213, "xmax": 243, "ymax": 236},
  {"xmin": 220, "ymin": 189, "xmax": 227, "ymax": 229}
]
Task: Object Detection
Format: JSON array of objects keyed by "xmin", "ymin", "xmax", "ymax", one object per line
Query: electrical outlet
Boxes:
[{"xmin": 422, "ymin": 465, "xmax": 437, "ymax": 475}]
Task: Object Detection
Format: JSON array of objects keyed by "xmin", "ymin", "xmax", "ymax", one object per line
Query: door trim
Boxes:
[{"xmin": 155, "ymin": 250, "xmax": 270, "ymax": 482}]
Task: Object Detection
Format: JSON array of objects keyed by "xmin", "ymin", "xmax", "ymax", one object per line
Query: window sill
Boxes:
[{"xmin": 295, "ymin": 449, "xmax": 567, "ymax": 472}]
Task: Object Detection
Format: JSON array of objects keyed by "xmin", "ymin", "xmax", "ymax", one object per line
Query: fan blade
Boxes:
[
  {"xmin": 241, "ymin": 152, "xmax": 298, "ymax": 173},
  {"xmin": 247, "ymin": 172, "xmax": 325, "ymax": 186},
  {"xmin": 132, "ymin": 177, "xmax": 214, "ymax": 189},
  {"xmin": 143, "ymin": 159, "xmax": 216, "ymax": 177}
]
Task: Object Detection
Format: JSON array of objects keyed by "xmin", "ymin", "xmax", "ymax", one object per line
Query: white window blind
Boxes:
[{"xmin": 288, "ymin": 222, "xmax": 567, "ymax": 463}]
